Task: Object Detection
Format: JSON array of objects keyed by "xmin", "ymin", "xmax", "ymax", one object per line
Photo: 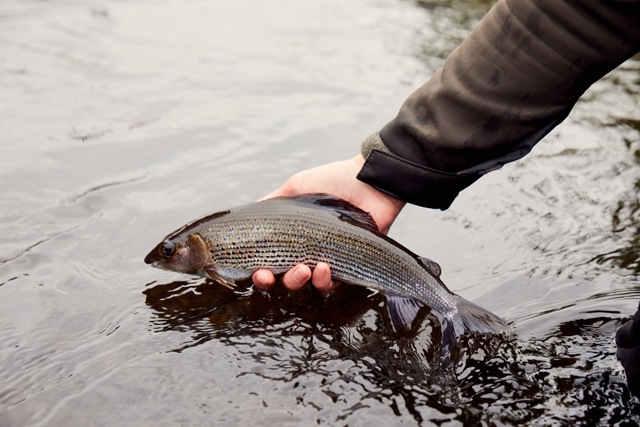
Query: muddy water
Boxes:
[{"xmin": 1, "ymin": 0, "xmax": 640, "ymax": 425}]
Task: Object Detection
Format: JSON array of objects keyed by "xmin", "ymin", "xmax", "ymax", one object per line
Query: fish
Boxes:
[{"xmin": 144, "ymin": 193, "xmax": 508, "ymax": 361}]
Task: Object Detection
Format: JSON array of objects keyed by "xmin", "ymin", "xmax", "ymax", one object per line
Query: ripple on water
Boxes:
[
  {"xmin": 139, "ymin": 279, "xmax": 640, "ymax": 424},
  {"xmin": 2, "ymin": 0, "xmax": 640, "ymax": 424}
]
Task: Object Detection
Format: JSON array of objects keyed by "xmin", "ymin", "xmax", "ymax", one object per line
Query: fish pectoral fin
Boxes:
[
  {"xmin": 205, "ymin": 267, "xmax": 237, "ymax": 289},
  {"xmin": 385, "ymin": 294, "xmax": 426, "ymax": 332}
]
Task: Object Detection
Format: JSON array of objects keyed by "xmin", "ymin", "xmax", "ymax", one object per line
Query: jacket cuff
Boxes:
[
  {"xmin": 357, "ymin": 149, "xmax": 478, "ymax": 210},
  {"xmin": 360, "ymin": 132, "xmax": 391, "ymax": 158}
]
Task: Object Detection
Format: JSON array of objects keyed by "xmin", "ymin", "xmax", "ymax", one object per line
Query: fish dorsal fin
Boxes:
[
  {"xmin": 419, "ymin": 256, "xmax": 441, "ymax": 277},
  {"xmin": 386, "ymin": 294, "xmax": 426, "ymax": 332},
  {"xmin": 268, "ymin": 193, "xmax": 379, "ymax": 232}
]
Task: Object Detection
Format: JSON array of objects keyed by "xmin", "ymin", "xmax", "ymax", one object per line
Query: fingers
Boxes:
[
  {"xmin": 258, "ymin": 190, "xmax": 282, "ymax": 201},
  {"xmin": 253, "ymin": 267, "xmax": 309, "ymax": 292},
  {"xmin": 252, "ymin": 263, "xmax": 339, "ymax": 293},
  {"xmin": 281, "ymin": 264, "xmax": 312, "ymax": 291},
  {"xmin": 312, "ymin": 262, "xmax": 339, "ymax": 293},
  {"xmin": 258, "ymin": 183, "xmax": 293, "ymax": 201},
  {"xmin": 252, "ymin": 269, "xmax": 276, "ymax": 291}
]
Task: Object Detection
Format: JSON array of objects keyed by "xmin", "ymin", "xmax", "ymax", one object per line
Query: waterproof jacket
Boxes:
[{"xmin": 357, "ymin": 0, "xmax": 640, "ymax": 209}]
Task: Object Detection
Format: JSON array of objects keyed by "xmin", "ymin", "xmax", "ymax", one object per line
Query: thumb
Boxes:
[{"xmin": 258, "ymin": 186, "xmax": 290, "ymax": 201}]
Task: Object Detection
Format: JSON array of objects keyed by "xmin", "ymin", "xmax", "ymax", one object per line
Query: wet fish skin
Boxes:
[{"xmin": 145, "ymin": 194, "xmax": 508, "ymax": 360}]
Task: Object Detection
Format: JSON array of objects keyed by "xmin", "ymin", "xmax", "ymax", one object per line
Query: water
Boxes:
[{"xmin": 1, "ymin": 0, "xmax": 639, "ymax": 425}]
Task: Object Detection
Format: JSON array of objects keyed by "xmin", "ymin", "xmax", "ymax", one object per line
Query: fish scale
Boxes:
[
  {"xmin": 203, "ymin": 202, "xmax": 448, "ymax": 308},
  {"xmin": 145, "ymin": 194, "xmax": 509, "ymax": 361}
]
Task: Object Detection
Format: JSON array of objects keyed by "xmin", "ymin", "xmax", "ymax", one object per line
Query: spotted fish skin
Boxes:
[{"xmin": 145, "ymin": 194, "xmax": 508, "ymax": 360}]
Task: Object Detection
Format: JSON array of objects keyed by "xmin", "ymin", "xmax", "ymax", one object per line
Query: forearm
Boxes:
[{"xmin": 358, "ymin": 0, "xmax": 640, "ymax": 209}]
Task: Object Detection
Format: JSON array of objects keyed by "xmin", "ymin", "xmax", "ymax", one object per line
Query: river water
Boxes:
[{"xmin": 1, "ymin": 0, "xmax": 640, "ymax": 425}]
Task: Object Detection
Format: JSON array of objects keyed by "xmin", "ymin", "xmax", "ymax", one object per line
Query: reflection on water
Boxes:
[
  {"xmin": 594, "ymin": 221, "xmax": 640, "ymax": 273},
  {"xmin": 590, "ymin": 87, "xmax": 640, "ymax": 273},
  {"xmin": 595, "ymin": 183, "xmax": 640, "ymax": 274},
  {"xmin": 144, "ymin": 279, "xmax": 437, "ymax": 357},
  {"xmin": 143, "ymin": 280, "xmax": 486, "ymax": 423},
  {"xmin": 143, "ymin": 280, "xmax": 638, "ymax": 424}
]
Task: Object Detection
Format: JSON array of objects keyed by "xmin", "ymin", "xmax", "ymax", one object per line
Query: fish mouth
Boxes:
[{"xmin": 144, "ymin": 250, "xmax": 158, "ymax": 265}]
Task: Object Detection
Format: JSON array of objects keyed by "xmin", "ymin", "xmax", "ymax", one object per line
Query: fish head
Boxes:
[{"xmin": 144, "ymin": 233, "xmax": 211, "ymax": 275}]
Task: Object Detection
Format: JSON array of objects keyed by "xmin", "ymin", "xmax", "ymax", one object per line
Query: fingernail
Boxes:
[{"xmin": 314, "ymin": 267, "xmax": 326, "ymax": 282}]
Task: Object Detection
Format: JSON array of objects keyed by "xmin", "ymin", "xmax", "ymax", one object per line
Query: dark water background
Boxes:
[{"xmin": 2, "ymin": 0, "xmax": 640, "ymax": 425}]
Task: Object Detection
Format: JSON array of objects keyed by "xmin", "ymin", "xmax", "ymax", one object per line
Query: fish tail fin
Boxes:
[
  {"xmin": 439, "ymin": 295, "xmax": 509, "ymax": 364},
  {"xmin": 453, "ymin": 294, "xmax": 509, "ymax": 334}
]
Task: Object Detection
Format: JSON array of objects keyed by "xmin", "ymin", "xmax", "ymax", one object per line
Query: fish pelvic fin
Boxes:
[{"xmin": 440, "ymin": 295, "xmax": 509, "ymax": 364}]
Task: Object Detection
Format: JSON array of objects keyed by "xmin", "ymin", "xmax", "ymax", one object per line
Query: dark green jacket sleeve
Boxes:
[{"xmin": 357, "ymin": 0, "xmax": 640, "ymax": 209}]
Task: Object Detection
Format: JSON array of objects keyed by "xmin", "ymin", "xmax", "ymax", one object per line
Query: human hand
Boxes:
[
  {"xmin": 252, "ymin": 154, "xmax": 405, "ymax": 292},
  {"xmin": 252, "ymin": 262, "xmax": 338, "ymax": 293},
  {"xmin": 617, "ymin": 301, "xmax": 640, "ymax": 396}
]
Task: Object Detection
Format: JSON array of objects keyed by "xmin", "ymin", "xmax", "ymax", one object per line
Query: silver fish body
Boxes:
[{"xmin": 145, "ymin": 194, "xmax": 508, "ymax": 359}]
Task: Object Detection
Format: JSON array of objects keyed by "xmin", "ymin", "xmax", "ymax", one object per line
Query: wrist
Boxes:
[{"xmin": 351, "ymin": 154, "xmax": 406, "ymax": 231}]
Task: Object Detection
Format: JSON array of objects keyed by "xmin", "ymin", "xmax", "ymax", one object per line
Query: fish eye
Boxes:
[{"xmin": 160, "ymin": 241, "xmax": 176, "ymax": 258}]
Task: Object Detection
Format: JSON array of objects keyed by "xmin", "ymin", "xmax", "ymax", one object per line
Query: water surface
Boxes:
[{"xmin": 2, "ymin": 0, "xmax": 640, "ymax": 425}]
